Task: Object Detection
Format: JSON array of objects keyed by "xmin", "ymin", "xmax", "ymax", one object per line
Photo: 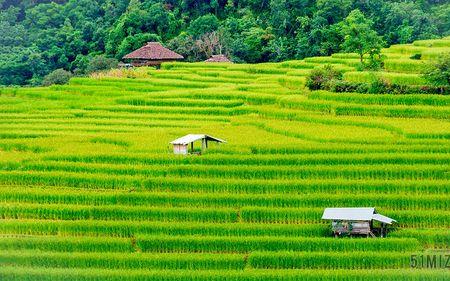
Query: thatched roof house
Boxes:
[
  {"xmin": 122, "ymin": 42, "xmax": 183, "ymax": 67},
  {"xmin": 204, "ymin": 55, "xmax": 232, "ymax": 63}
]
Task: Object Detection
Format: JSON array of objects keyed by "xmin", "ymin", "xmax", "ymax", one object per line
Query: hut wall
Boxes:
[
  {"xmin": 173, "ymin": 144, "xmax": 188, "ymax": 155},
  {"xmin": 332, "ymin": 221, "xmax": 370, "ymax": 235},
  {"xmin": 130, "ymin": 59, "xmax": 179, "ymax": 67}
]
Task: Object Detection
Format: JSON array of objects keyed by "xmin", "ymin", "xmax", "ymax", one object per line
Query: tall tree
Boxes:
[{"xmin": 340, "ymin": 9, "xmax": 384, "ymax": 64}]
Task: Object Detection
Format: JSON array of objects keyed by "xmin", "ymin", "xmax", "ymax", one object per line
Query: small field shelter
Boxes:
[
  {"xmin": 122, "ymin": 42, "xmax": 183, "ymax": 67},
  {"xmin": 322, "ymin": 207, "xmax": 396, "ymax": 237},
  {"xmin": 170, "ymin": 134, "xmax": 226, "ymax": 155}
]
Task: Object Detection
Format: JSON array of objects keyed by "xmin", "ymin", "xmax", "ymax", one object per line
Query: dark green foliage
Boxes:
[
  {"xmin": 306, "ymin": 65, "xmax": 343, "ymax": 90},
  {"xmin": 86, "ymin": 55, "xmax": 119, "ymax": 74},
  {"xmin": 188, "ymin": 14, "xmax": 219, "ymax": 38},
  {"xmin": 367, "ymin": 75, "xmax": 389, "ymax": 94},
  {"xmin": 410, "ymin": 54, "xmax": 422, "ymax": 60},
  {"xmin": 0, "ymin": 0, "xmax": 447, "ymax": 85},
  {"xmin": 340, "ymin": 9, "xmax": 384, "ymax": 66},
  {"xmin": 41, "ymin": 69, "xmax": 72, "ymax": 86},
  {"xmin": 306, "ymin": 65, "xmax": 448, "ymax": 95},
  {"xmin": 116, "ymin": 33, "xmax": 160, "ymax": 60},
  {"xmin": 423, "ymin": 53, "xmax": 450, "ymax": 87},
  {"xmin": 381, "ymin": 2, "xmax": 440, "ymax": 45},
  {"xmin": 325, "ymin": 80, "xmax": 448, "ymax": 95}
]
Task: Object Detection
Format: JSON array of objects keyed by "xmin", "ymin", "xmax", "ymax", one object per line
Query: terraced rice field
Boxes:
[{"xmin": 0, "ymin": 38, "xmax": 449, "ymax": 280}]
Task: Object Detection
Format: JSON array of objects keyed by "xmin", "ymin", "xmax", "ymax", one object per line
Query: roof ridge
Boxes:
[{"xmin": 122, "ymin": 42, "xmax": 183, "ymax": 60}]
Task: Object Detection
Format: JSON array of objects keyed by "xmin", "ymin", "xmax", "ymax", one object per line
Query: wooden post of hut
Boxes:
[
  {"xmin": 122, "ymin": 42, "xmax": 183, "ymax": 68},
  {"xmin": 170, "ymin": 134, "xmax": 226, "ymax": 155}
]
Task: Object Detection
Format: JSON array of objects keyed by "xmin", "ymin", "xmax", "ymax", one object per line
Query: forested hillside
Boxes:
[{"xmin": 1, "ymin": 0, "xmax": 449, "ymax": 85}]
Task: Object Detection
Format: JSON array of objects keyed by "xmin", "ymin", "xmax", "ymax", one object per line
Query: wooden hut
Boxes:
[
  {"xmin": 322, "ymin": 207, "xmax": 396, "ymax": 237},
  {"xmin": 204, "ymin": 54, "xmax": 232, "ymax": 63},
  {"xmin": 170, "ymin": 134, "xmax": 226, "ymax": 155},
  {"xmin": 122, "ymin": 42, "xmax": 183, "ymax": 67}
]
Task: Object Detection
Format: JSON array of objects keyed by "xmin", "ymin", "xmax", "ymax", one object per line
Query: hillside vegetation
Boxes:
[
  {"xmin": 0, "ymin": 39, "xmax": 449, "ymax": 280},
  {"xmin": 1, "ymin": 0, "xmax": 449, "ymax": 85}
]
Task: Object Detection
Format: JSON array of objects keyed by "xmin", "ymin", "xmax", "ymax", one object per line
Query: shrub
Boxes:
[
  {"xmin": 307, "ymin": 65, "xmax": 448, "ymax": 94},
  {"xmin": 86, "ymin": 55, "xmax": 119, "ymax": 74},
  {"xmin": 305, "ymin": 65, "xmax": 343, "ymax": 90},
  {"xmin": 41, "ymin": 69, "xmax": 72, "ymax": 86},
  {"xmin": 363, "ymin": 53, "xmax": 385, "ymax": 71},
  {"xmin": 410, "ymin": 53, "xmax": 422, "ymax": 60},
  {"xmin": 423, "ymin": 53, "xmax": 450, "ymax": 88},
  {"xmin": 327, "ymin": 80, "xmax": 363, "ymax": 93},
  {"xmin": 367, "ymin": 75, "xmax": 389, "ymax": 94}
]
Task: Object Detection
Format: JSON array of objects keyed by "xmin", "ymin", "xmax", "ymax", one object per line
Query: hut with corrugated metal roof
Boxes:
[
  {"xmin": 322, "ymin": 207, "xmax": 396, "ymax": 238},
  {"xmin": 170, "ymin": 134, "xmax": 226, "ymax": 155},
  {"xmin": 122, "ymin": 42, "xmax": 183, "ymax": 67},
  {"xmin": 204, "ymin": 54, "xmax": 232, "ymax": 63}
]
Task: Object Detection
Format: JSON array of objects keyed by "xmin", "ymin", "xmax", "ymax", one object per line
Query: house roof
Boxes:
[
  {"xmin": 123, "ymin": 42, "xmax": 184, "ymax": 60},
  {"xmin": 372, "ymin": 214, "xmax": 396, "ymax": 224},
  {"xmin": 204, "ymin": 55, "xmax": 232, "ymax": 63},
  {"xmin": 170, "ymin": 134, "xmax": 226, "ymax": 145},
  {"xmin": 322, "ymin": 207, "xmax": 396, "ymax": 224}
]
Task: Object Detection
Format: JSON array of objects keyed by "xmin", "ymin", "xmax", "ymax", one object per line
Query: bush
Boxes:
[
  {"xmin": 367, "ymin": 75, "xmax": 389, "ymax": 94},
  {"xmin": 41, "ymin": 69, "xmax": 72, "ymax": 86},
  {"xmin": 423, "ymin": 53, "xmax": 450, "ymax": 87},
  {"xmin": 86, "ymin": 55, "xmax": 118, "ymax": 74},
  {"xmin": 306, "ymin": 65, "xmax": 343, "ymax": 90},
  {"xmin": 307, "ymin": 64, "xmax": 448, "ymax": 95},
  {"xmin": 188, "ymin": 14, "xmax": 219, "ymax": 38},
  {"xmin": 328, "ymin": 80, "xmax": 367, "ymax": 93},
  {"xmin": 410, "ymin": 53, "xmax": 422, "ymax": 60},
  {"xmin": 364, "ymin": 53, "xmax": 384, "ymax": 70}
]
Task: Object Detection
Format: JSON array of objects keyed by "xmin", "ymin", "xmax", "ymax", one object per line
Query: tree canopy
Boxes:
[
  {"xmin": 340, "ymin": 9, "xmax": 384, "ymax": 64},
  {"xmin": 0, "ymin": 0, "xmax": 448, "ymax": 85}
]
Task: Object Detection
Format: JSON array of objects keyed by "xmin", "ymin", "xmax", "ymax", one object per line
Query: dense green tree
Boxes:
[
  {"xmin": 167, "ymin": 33, "xmax": 200, "ymax": 62},
  {"xmin": 315, "ymin": 0, "xmax": 352, "ymax": 24},
  {"xmin": 106, "ymin": 0, "xmax": 177, "ymax": 56},
  {"xmin": 340, "ymin": 9, "xmax": 384, "ymax": 64},
  {"xmin": 268, "ymin": 36, "xmax": 295, "ymax": 62},
  {"xmin": 269, "ymin": 0, "xmax": 290, "ymax": 36},
  {"xmin": 432, "ymin": 4, "xmax": 450, "ymax": 36},
  {"xmin": 0, "ymin": 0, "xmax": 447, "ymax": 85},
  {"xmin": 423, "ymin": 54, "xmax": 450, "ymax": 87},
  {"xmin": 116, "ymin": 33, "xmax": 160, "ymax": 59},
  {"xmin": 295, "ymin": 15, "xmax": 342, "ymax": 58},
  {"xmin": 0, "ymin": 10, "xmax": 27, "ymax": 46},
  {"xmin": 86, "ymin": 55, "xmax": 119, "ymax": 74},
  {"xmin": 381, "ymin": 2, "xmax": 438, "ymax": 44},
  {"xmin": 41, "ymin": 68, "xmax": 72, "ymax": 86},
  {"xmin": 188, "ymin": 14, "xmax": 219, "ymax": 38}
]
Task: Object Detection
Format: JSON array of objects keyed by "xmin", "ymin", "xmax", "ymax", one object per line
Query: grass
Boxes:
[
  {"xmin": 343, "ymin": 72, "xmax": 427, "ymax": 85},
  {"xmin": 136, "ymin": 235, "xmax": 421, "ymax": 253},
  {"xmin": 0, "ymin": 267, "xmax": 448, "ymax": 281},
  {"xmin": 0, "ymin": 37, "xmax": 448, "ymax": 280}
]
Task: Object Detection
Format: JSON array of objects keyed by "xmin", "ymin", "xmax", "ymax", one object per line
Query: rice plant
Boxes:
[{"xmin": 0, "ymin": 38, "xmax": 448, "ymax": 278}]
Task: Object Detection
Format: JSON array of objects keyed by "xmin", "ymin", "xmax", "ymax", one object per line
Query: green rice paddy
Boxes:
[{"xmin": 0, "ymin": 38, "xmax": 449, "ymax": 280}]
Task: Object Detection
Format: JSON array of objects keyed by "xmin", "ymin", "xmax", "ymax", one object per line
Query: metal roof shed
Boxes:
[
  {"xmin": 170, "ymin": 134, "xmax": 226, "ymax": 155},
  {"xmin": 322, "ymin": 207, "xmax": 396, "ymax": 237}
]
